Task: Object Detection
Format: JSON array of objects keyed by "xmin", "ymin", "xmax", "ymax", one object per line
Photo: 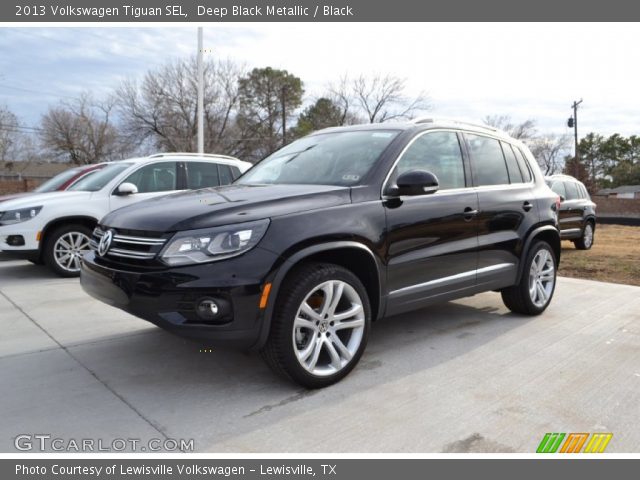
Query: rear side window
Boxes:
[
  {"xmin": 501, "ymin": 142, "xmax": 524, "ymax": 183},
  {"xmin": 565, "ymin": 181, "xmax": 580, "ymax": 200},
  {"xmin": 513, "ymin": 148, "xmax": 533, "ymax": 182},
  {"xmin": 466, "ymin": 134, "xmax": 509, "ymax": 186},
  {"xmin": 578, "ymin": 183, "xmax": 590, "ymax": 199},
  {"xmin": 394, "ymin": 131, "xmax": 466, "ymax": 189},
  {"xmin": 218, "ymin": 164, "xmax": 234, "ymax": 185},
  {"xmin": 186, "ymin": 162, "xmax": 220, "ymax": 189}
]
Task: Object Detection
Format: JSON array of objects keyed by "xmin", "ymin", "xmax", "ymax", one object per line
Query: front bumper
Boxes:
[
  {"xmin": 80, "ymin": 248, "xmax": 280, "ymax": 349},
  {"xmin": 0, "ymin": 224, "xmax": 41, "ymax": 253}
]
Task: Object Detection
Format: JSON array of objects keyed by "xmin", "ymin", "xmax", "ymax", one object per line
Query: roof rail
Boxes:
[
  {"xmin": 410, "ymin": 117, "xmax": 500, "ymax": 133},
  {"xmin": 148, "ymin": 152, "xmax": 239, "ymax": 161}
]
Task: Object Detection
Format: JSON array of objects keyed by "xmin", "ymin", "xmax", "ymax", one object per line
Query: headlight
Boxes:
[
  {"xmin": 160, "ymin": 219, "xmax": 270, "ymax": 266},
  {"xmin": 0, "ymin": 206, "xmax": 42, "ymax": 226}
]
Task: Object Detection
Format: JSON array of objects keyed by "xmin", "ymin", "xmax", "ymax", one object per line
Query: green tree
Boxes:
[
  {"xmin": 292, "ymin": 98, "xmax": 343, "ymax": 138},
  {"xmin": 237, "ymin": 67, "xmax": 303, "ymax": 159}
]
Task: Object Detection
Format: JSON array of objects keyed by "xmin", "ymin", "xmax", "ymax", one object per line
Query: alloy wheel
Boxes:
[
  {"xmin": 53, "ymin": 231, "xmax": 91, "ymax": 273},
  {"xmin": 292, "ymin": 280, "xmax": 365, "ymax": 377},
  {"xmin": 528, "ymin": 248, "xmax": 555, "ymax": 308},
  {"xmin": 583, "ymin": 224, "xmax": 594, "ymax": 248}
]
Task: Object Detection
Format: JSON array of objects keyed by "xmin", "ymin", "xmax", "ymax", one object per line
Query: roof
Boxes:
[
  {"xmin": 315, "ymin": 118, "xmax": 517, "ymax": 143},
  {"xmin": 604, "ymin": 185, "xmax": 640, "ymax": 194},
  {"xmin": 545, "ymin": 174, "xmax": 583, "ymax": 182}
]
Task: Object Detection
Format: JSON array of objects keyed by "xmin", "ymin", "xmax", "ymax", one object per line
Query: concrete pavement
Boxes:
[{"xmin": 1, "ymin": 259, "xmax": 639, "ymax": 453}]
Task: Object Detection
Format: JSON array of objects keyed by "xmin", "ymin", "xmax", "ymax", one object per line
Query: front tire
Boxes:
[
  {"xmin": 43, "ymin": 224, "xmax": 93, "ymax": 277},
  {"xmin": 261, "ymin": 263, "xmax": 371, "ymax": 389},
  {"xmin": 573, "ymin": 221, "xmax": 594, "ymax": 250},
  {"xmin": 501, "ymin": 240, "xmax": 557, "ymax": 315}
]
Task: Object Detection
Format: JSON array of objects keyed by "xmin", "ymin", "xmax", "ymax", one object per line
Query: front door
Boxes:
[{"xmin": 383, "ymin": 130, "xmax": 479, "ymax": 316}]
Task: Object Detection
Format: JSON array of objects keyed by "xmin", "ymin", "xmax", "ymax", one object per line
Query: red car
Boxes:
[{"xmin": 0, "ymin": 163, "xmax": 106, "ymax": 203}]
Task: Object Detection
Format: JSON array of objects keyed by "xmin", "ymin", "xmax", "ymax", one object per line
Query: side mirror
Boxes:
[
  {"xmin": 559, "ymin": 194, "xmax": 566, "ymax": 202},
  {"xmin": 115, "ymin": 182, "xmax": 138, "ymax": 196},
  {"xmin": 391, "ymin": 170, "xmax": 440, "ymax": 196}
]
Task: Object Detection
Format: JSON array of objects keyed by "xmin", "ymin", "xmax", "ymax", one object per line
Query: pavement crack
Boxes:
[
  {"xmin": 244, "ymin": 390, "xmax": 318, "ymax": 418},
  {"xmin": 0, "ymin": 289, "xmax": 171, "ymax": 443}
]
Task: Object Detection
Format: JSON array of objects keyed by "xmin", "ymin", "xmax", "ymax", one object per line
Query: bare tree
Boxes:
[
  {"xmin": 484, "ymin": 115, "xmax": 537, "ymax": 141},
  {"xmin": 326, "ymin": 73, "xmax": 429, "ymax": 125},
  {"xmin": 352, "ymin": 74, "xmax": 429, "ymax": 123},
  {"xmin": 41, "ymin": 93, "xmax": 132, "ymax": 164},
  {"xmin": 528, "ymin": 134, "xmax": 571, "ymax": 175},
  {"xmin": 0, "ymin": 105, "xmax": 23, "ymax": 161},
  {"xmin": 117, "ymin": 57, "xmax": 248, "ymax": 156}
]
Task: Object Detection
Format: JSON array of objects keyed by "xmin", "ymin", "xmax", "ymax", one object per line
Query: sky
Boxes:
[{"xmin": 0, "ymin": 23, "xmax": 639, "ymax": 139}]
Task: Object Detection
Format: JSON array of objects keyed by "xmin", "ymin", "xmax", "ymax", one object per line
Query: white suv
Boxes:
[{"xmin": 0, "ymin": 153, "xmax": 251, "ymax": 276}]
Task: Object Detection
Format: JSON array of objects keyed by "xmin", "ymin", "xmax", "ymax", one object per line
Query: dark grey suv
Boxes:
[{"xmin": 545, "ymin": 174, "xmax": 596, "ymax": 249}]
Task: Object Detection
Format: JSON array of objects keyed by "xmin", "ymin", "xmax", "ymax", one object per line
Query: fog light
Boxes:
[
  {"xmin": 7, "ymin": 235, "xmax": 25, "ymax": 247},
  {"xmin": 196, "ymin": 298, "xmax": 220, "ymax": 321}
]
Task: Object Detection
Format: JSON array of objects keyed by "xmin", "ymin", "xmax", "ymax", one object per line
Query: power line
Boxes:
[{"xmin": 0, "ymin": 83, "xmax": 79, "ymax": 101}]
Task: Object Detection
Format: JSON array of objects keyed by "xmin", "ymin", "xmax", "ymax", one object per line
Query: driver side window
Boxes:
[
  {"xmin": 394, "ymin": 131, "xmax": 466, "ymax": 190},
  {"xmin": 121, "ymin": 162, "xmax": 177, "ymax": 193}
]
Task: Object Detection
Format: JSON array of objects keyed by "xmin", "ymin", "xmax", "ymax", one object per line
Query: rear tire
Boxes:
[
  {"xmin": 43, "ymin": 224, "xmax": 93, "ymax": 278},
  {"xmin": 261, "ymin": 262, "xmax": 371, "ymax": 389},
  {"xmin": 501, "ymin": 240, "xmax": 557, "ymax": 315},
  {"xmin": 573, "ymin": 221, "xmax": 594, "ymax": 250}
]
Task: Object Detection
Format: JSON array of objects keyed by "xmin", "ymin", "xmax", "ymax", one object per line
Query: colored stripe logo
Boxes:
[{"xmin": 537, "ymin": 433, "xmax": 612, "ymax": 453}]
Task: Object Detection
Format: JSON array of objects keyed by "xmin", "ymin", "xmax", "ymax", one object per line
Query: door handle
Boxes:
[
  {"xmin": 463, "ymin": 207, "xmax": 479, "ymax": 221},
  {"xmin": 522, "ymin": 201, "xmax": 533, "ymax": 212}
]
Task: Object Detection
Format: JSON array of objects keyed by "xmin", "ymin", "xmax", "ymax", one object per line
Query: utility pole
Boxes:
[
  {"xmin": 197, "ymin": 27, "xmax": 204, "ymax": 154},
  {"xmin": 281, "ymin": 85, "xmax": 287, "ymax": 147},
  {"xmin": 568, "ymin": 99, "xmax": 583, "ymax": 177}
]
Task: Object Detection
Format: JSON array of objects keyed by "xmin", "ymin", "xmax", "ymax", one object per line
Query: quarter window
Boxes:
[
  {"xmin": 393, "ymin": 131, "xmax": 466, "ymax": 190},
  {"xmin": 513, "ymin": 147, "xmax": 533, "ymax": 182},
  {"xmin": 121, "ymin": 162, "xmax": 177, "ymax": 193},
  {"xmin": 466, "ymin": 134, "xmax": 509, "ymax": 186},
  {"xmin": 218, "ymin": 164, "xmax": 234, "ymax": 185},
  {"xmin": 501, "ymin": 142, "xmax": 524, "ymax": 184}
]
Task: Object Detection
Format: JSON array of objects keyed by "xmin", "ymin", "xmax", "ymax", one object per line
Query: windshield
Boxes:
[
  {"xmin": 237, "ymin": 130, "xmax": 399, "ymax": 186},
  {"xmin": 34, "ymin": 167, "xmax": 84, "ymax": 192},
  {"xmin": 68, "ymin": 163, "xmax": 132, "ymax": 192}
]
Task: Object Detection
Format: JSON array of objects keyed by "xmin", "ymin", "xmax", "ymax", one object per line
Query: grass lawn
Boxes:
[{"xmin": 558, "ymin": 224, "xmax": 640, "ymax": 286}]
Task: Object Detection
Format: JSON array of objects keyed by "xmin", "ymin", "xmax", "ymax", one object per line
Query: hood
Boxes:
[
  {"xmin": 0, "ymin": 192, "xmax": 29, "ymax": 203},
  {"xmin": 0, "ymin": 190, "xmax": 94, "ymax": 210},
  {"xmin": 101, "ymin": 184, "xmax": 352, "ymax": 232}
]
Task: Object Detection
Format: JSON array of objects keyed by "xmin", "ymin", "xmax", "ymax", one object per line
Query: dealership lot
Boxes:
[{"xmin": 1, "ymin": 259, "xmax": 639, "ymax": 453}]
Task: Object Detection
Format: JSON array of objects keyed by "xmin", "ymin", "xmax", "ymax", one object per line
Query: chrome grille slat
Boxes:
[
  {"xmin": 90, "ymin": 227, "xmax": 166, "ymax": 262},
  {"xmin": 107, "ymin": 248, "xmax": 157, "ymax": 259}
]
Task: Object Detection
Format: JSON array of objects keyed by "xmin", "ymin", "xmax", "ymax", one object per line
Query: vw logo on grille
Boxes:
[{"xmin": 97, "ymin": 230, "xmax": 114, "ymax": 257}]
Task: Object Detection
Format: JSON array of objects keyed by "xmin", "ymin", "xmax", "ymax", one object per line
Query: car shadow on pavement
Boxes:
[
  {"xmin": 59, "ymin": 294, "xmax": 535, "ymax": 449},
  {"xmin": 0, "ymin": 260, "xmax": 60, "ymax": 284}
]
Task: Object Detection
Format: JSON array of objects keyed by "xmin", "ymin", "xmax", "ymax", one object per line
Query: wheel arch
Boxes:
[
  {"xmin": 516, "ymin": 225, "xmax": 561, "ymax": 284},
  {"xmin": 254, "ymin": 241, "xmax": 384, "ymax": 350},
  {"xmin": 39, "ymin": 216, "xmax": 98, "ymax": 257}
]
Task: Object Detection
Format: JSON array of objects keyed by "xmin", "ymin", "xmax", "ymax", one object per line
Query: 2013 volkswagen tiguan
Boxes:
[{"xmin": 81, "ymin": 119, "xmax": 561, "ymax": 388}]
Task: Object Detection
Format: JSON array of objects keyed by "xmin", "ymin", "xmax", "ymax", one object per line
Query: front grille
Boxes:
[{"xmin": 90, "ymin": 227, "xmax": 168, "ymax": 264}]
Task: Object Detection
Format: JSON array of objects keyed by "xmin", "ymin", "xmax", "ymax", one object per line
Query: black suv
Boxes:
[
  {"xmin": 81, "ymin": 119, "xmax": 561, "ymax": 388},
  {"xmin": 545, "ymin": 174, "xmax": 596, "ymax": 250}
]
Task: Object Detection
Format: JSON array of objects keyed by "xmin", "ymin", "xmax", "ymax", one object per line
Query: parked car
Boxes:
[
  {"xmin": 0, "ymin": 163, "xmax": 107, "ymax": 203},
  {"xmin": 81, "ymin": 120, "xmax": 561, "ymax": 388},
  {"xmin": 0, "ymin": 153, "xmax": 251, "ymax": 276},
  {"xmin": 545, "ymin": 174, "xmax": 596, "ymax": 249}
]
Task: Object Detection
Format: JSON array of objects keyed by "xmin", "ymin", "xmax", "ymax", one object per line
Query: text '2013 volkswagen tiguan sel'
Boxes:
[{"xmin": 81, "ymin": 119, "xmax": 561, "ymax": 388}]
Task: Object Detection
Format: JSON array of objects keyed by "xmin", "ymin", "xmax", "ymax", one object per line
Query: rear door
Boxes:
[
  {"xmin": 464, "ymin": 134, "xmax": 535, "ymax": 289},
  {"xmin": 185, "ymin": 161, "xmax": 221, "ymax": 189},
  {"xmin": 384, "ymin": 130, "xmax": 479, "ymax": 315},
  {"xmin": 562, "ymin": 181, "xmax": 587, "ymax": 235}
]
